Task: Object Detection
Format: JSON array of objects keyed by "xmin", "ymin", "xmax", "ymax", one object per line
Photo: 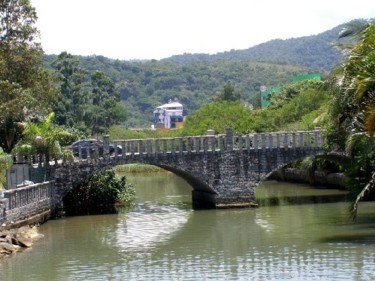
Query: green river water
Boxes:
[{"xmin": 1, "ymin": 174, "xmax": 375, "ymax": 281}]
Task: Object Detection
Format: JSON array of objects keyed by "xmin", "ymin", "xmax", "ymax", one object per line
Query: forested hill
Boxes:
[
  {"xmin": 43, "ymin": 22, "xmax": 351, "ymax": 127},
  {"xmin": 164, "ymin": 23, "xmax": 346, "ymax": 71}
]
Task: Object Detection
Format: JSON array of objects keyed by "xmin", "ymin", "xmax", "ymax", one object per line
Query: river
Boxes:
[{"xmin": 1, "ymin": 174, "xmax": 375, "ymax": 281}]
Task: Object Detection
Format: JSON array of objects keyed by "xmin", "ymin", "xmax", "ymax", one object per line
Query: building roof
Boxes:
[{"xmin": 157, "ymin": 101, "xmax": 183, "ymax": 109}]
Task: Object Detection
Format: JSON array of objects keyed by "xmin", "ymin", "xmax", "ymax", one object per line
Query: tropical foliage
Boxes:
[
  {"xmin": 12, "ymin": 113, "xmax": 74, "ymax": 161},
  {"xmin": 325, "ymin": 21, "xmax": 375, "ymax": 218},
  {"xmin": 63, "ymin": 169, "xmax": 135, "ymax": 215}
]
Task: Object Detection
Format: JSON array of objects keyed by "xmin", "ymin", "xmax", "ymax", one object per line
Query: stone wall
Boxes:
[
  {"xmin": 0, "ymin": 181, "xmax": 55, "ymax": 229},
  {"xmin": 269, "ymin": 168, "xmax": 346, "ymax": 188}
]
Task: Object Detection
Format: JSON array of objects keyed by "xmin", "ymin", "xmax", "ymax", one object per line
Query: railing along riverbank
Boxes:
[{"xmin": 0, "ymin": 181, "xmax": 55, "ymax": 229}]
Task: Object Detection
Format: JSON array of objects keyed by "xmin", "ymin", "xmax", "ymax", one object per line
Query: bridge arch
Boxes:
[{"xmin": 54, "ymin": 128, "xmax": 325, "ymax": 209}]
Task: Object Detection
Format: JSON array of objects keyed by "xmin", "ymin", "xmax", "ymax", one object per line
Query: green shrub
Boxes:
[{"xmin": 63, "ymin": 169, "xmax": 135, "ymax": 215}]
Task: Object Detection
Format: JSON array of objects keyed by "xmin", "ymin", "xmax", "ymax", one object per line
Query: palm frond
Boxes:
[{"xmin": 364, "ymin": 102, "xmax": 375, "ymax": 138}]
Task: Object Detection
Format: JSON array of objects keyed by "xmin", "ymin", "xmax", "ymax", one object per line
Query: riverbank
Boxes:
[
  {"xmin": 0, "ymin": 225, "xmax": 44, "ymax": 260},
  {"xmin": 269, "ymin": 168, "xmax": 346, "ymax": 189}
]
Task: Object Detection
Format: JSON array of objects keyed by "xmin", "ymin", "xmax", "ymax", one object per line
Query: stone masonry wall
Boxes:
[{"xmin": 1, "ymin": 181, "xmax": 55, "ymax": 228}]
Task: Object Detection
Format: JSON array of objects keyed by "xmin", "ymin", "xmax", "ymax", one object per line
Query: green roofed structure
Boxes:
[
  {"xmin": 260, "ymin": 73, "xmax": 321, "ymax": 109},
  {"xmin": 260, "ymin": 86, "xmax": 281, "ymax": 109},
  {"xmin": 292, "ymin": 73, "xmax": 321, "ymax": 82}
]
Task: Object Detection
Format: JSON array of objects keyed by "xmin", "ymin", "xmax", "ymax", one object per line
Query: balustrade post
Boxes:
[
  {"xmin": 253, "ymin": 134, "xmax": 258, "ymax": 151},
  {"xmin": 268, "ymin": 133, "xmax": 273, "ymax": 148},
  {"xmin": 155, "ymin": 139, "xmax": 159, "ymax": 155},
  {"xmin": 218, "ymin": 135, "xmax": 224, "ymax": 152},
  {"xmin": 276, "ymin": 133, "xmax": 280, "ymax": 148},
  {"xmin": 121, "ymin": 141, "xmax": 126, "ymax": 159},
  {"xmin": 139, "ymin": 140, "xmax": 144, "ymax": 156},
  {"xmin": 202, "ymin": 137, "xmax": 208, "ymax": 153},
  {"xmin": 130, "ymin": 141, "xmax": 135, "ymax": 156},
  {"xmin": 211, "ymin": 136, "xmax": 216, "ymax": 152},
  {"xmin": 206, "ymin": 129, "xmax": 215, "ymax": 152},
  {"xmin": 299, "ymin": 132, "xmax": 304, "ymax": 147},
  {"xmin": 314, "ymin": 127, "xmax": 321, "ymax": 147},
  {"xmin": 292, "ymin": 132, "xmax": 296, "ymax": 148},
  {"xmin": 307, "ymin": 132, "xmax": 311, "ymax": 148},
  {"xmin": 103, "ymin": 135, "xmax": 110, "ymax": 158},
  {"xmin": 225, "ymin": 128, "xmax": 233, "ymax": 151},
  {"xmin": 283, "ymin": 133, "xmax": 289, "ymax": 147},
  {"xmin": 238, "ymin": 135, "xmax": 243, "ymax": 152},
  {"xmin": 245, "ymin": 135, "xmax": 251, "ymax": 151},
  {"xmin": 171, "ymin": 138, "xmax": 175, "ymax": 155},
  {"xmin": 162, "ymin": 139, "xmax": 167, "ymax": 156},
  {"xmin": 187, "ymin": 137, "xmax": 191, "ymax": 154},
  {"xmin": 178, "ymin": 138, "xmax": 183, "ymax": 154},
  {"xmin": 194, "ymin": 137, "xmax": 200, "ymax": 152},
  {"xmin": 260, "ymin": 133, "xmax": 266, "ymax": 148},
  {"xmin": 86, "ymin": 147, "xmax": 90, "ymax": 160},
  {"xmin": 147, "ymin": 139, "xmax": 152, "ymax": 156}
]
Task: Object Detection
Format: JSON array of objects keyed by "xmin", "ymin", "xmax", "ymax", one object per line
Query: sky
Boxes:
[{"xmin": 30, "ymin": 0, "xmax": 375, "ymax": 61}]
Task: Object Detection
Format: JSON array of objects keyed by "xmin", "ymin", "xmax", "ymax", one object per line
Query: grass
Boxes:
[{"xmin": 113, "ymin": 164, "xmax": 171, "ymax": 174}]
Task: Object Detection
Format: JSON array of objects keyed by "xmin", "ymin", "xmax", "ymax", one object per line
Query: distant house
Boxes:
[{"xmin": 153, "ymin": 99, "xmax": 184, "ymax": 129}]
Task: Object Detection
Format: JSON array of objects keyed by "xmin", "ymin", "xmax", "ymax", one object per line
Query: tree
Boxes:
[
  {"xmin": 0, "ymin": 0, "xmax": 57, "ymax": 151},
  {"xmin": 327, "ymin": 21, "xmax": 375, "ymax": 219},
  {"xmin": 86, "ymin": 71, "xmax": 125, "ymax": 135},
  {"xmin": 51, "ymin": 52, "xmax": 88, "ymax": 129},
  {"xmin": 215, "ymin": 81, "xmax": 241, "ymax": 102},
  {"xmin": 183, "ymin": 101, "xmax": 254, "ymax": 135},
  {"xmin": 12, "ymin": 112, "xmax": 74, "ymax": 164}
]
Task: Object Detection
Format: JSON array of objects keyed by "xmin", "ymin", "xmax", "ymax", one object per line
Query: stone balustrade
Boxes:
[
  {"xmin": 75, "ymin": 129, "xmax": 323, "ymax": 162},
  {"xmin": 0, "ymin": 181, "xmax": 55, "ymax": 227}
]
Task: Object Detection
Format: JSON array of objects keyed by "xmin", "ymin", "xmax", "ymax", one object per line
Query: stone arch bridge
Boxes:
[{"xmin": 53, "ymin": 128, "xmax": 325, "ymax": 209}]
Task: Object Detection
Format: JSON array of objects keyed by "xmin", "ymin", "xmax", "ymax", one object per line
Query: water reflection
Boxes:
[
  {"xmin": 115, "ymin": 203, "xmax": 192, "ymax": 251},
  {"xmin": 256, "ymin": 180, "xmax": 348, "ymax": 206},
  {"xmin": 1, "ymin": 175, "xmax": 375, "ymax": 281}
]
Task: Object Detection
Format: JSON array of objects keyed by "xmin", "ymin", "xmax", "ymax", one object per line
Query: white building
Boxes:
[{"xmin": 153, "ymin": 100, "xmax": 183, "ymax": 129}]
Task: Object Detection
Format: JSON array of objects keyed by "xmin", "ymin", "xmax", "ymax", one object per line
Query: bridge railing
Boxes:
[
  {"xmin": 231, "ymin": 130, "xmax": 322, "ymax": 151},
  {"xmin": 9, "ymin": 128, "xmax": 324, "ymax": 164},
  {"xmin": 1, "ymin": 181, "xmax": 55, "ymax": 224},
  {"xmin": 107, "ymin": 128, "xmax": 323, "ymax": 160}
]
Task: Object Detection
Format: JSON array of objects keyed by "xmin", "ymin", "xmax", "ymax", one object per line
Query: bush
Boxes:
[{"xmin": 63, "ymin": 169, "xmax": 135, "ymax": 215}]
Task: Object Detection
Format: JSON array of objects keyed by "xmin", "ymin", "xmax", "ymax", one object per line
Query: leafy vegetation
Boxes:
[
  {"xmin": 0, "ymin": 0, "xmax": 57, "ymax": 152},
  {"xmin": 113, "ymin": 164, "xmax": 169, "ymax": 174},
  {"xmin": 0, "ymin": 147, "xmax": 12, "ymax": 190},
  {"xmin": 63, "ymin": 169, "xmax": 135, "ymax": 215},
  {"xmin": 11, "ymin": 113, "xmax": 74, "ymax": 162},
  {"xmin": 164, "ymin": 23, "xmax": 348, "ymax": 71},
  {"xmin": 51, "ymin": 52, "xmax": 126, "ymax": 136},
  {"xmin": 324, "ymin": 21, "xmax": 375, "ymax": 218}
]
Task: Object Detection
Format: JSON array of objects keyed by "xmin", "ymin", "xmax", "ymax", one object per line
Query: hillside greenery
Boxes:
[
  {"xmin": 40, "ymin": 21, "xmax": 361, "ymax": 129},
  {"xmin": 164, "ymin": 23, "xmax": 349, "ymax": 71}
]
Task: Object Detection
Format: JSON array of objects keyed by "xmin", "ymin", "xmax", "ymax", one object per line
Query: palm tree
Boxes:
[
  {"xmin": 12, "ymin": 113, "xmax": 74, "ymax": 166},
  {"xmin": 333, "ymin": 21, "xmax": 375, "ymax": 219}
]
